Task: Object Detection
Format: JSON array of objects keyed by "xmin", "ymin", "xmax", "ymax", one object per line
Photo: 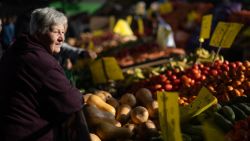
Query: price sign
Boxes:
[
  {"xmin": 89, "ymin": 57, "xmax": 124, "ymax": 84},
  {"xmin": 209, "ymin": 22, "xmax": 228, "ymax": 47},
  {"xmin": 88, "ymin": 40, "xmax": 95, "ymax": 51},
  {"xmin": 159, "ymin": 2, "xmax": 173, "ymax": 14},
  {"xmin": 200, "ymin": 14, "xmax": 213, "ymax": 39},
  {"xmin": 187, "ymin": 11, "xmax": 199, "ymax": 22},
  {"xmin": 109, "ymin": 16, "xmax": 115, "ymax": 31},
  {"xmin": 210, "ymin": 22, "xmax": 243, "ymax": 48},
  {"xmin": 180, "ymin": 87, "xmax": 217, "ymax": 122},
  {"xmin": 126, "ymin": 15, "xmax": 133, "ymax": 26},
  {"xmin": 220, "ymin": 23, "xmax": 243, "ymax": 48},
  {"xmin": 137, "ymin": 17, "xmax": 144, "ymax": 36},
  {"xmin": 103, "ymin": 57, "xmax": 124, "ymax": 81},
  {"xmin": 113, "ymin": 19, "xmax": 134, "ymax": 36},
  {"xmin": 157, "ymin": 91, "xmax": 183, "ymax": 141},
  {"xmin": 89, "ymin": 59, "xmax": 107, "ymax": 84}
]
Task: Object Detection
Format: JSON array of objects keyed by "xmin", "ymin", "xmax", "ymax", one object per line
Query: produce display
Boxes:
[
  {"xmin": 74, "ymin": 46, "xmax": 249, "ymax": 140},
  {"xmin": 57, "ymin": 1, "xmax": 250, "ymax": 140}
]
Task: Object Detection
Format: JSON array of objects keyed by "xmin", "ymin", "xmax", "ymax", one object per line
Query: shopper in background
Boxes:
[
  {"xmin": 0, "ymin": 7, "xmax": 90, "ymax": 141},
  {"xmin": 1, "ymin": 15, "xmax": 16, "ymax": 49},
  {"xmin": 0, "ymin": 18, "xmax": 3, "ymax": 59}
]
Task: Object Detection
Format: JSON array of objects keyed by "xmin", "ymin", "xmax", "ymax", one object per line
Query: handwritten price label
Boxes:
[
  {"xmin": 210, "ymin": 22, "xmax": 243, "ymax": 48},
  {"xmin": 209, "ymin": 22, "xmax": 228, "ymax": 47},
  {"xmin": 159, "ymin": 2, "xmax": 173, "ymax": 14},
  {"xmin": 126, "ymin": 15, "xmax": 133, "ymax": 26},
  {"xmin": 157, "ymin": 91, "xmax": 182, "ymax": 141},
  {"xmin": 89, "ymin": 59, "xmax": 107, "ymax": 84},
  {"xmin": 90, "ymin": 57, "xmax": 124, "ymax": 84},
  {"xmin": 220, "ymin": 23, "xmax": 243, "ymax": 48},
  {"xmin": 200, "ymin": 14, "xmax": 212, "ymax": 39},
  {"xmin": 113, "ymin": 19, "xmax": 134, "ymax": 36},
  {"xmin": 180, "ymin": 87, "xmax": 217, "ymax": 122},
  {"xmin": 103, "ymin": 57, "xmax": 124, "ymax": 81},
  {"xmin": 109, "ymin": 16, "xmax": 115, "ymax": 31},
  {"xmin": 137, "ymin": 17, "xmax": 144, "ymax": 35}
]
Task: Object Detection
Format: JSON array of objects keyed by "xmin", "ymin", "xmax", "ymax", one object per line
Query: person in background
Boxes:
[
  {"xmin": 0, "ymin": 7, "xmax": 90, "ymax": 141},
  {"xmin": 55, "ymin": 42, "xmax": 97, "ymax": 69},
  {"xmin": 0, "ymin": 18, "xmax": 3, "ymax": 59},
  {"xmin": 1, "ymin": 15, "xmax": 16, "ymax": 49}
]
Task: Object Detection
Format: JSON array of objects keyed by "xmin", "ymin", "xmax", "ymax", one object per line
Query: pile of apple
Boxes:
[{"xmin": 129, "ymin": 60, "xmax": 250, "ymax": 104}]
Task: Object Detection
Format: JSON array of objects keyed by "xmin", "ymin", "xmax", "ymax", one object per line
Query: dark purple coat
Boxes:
[{"xmin": 0, "ymin": 35, "xmax": 84, "ymax": 141}]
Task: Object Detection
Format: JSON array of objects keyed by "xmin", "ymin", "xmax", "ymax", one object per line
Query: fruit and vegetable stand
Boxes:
[{"xmin": 61, "ymin": 1, "xmax": 250, "ymax": 141}]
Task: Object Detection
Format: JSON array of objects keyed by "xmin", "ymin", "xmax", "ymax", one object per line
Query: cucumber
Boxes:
[
  {"xmin": 230, "ymin": 105, "xmax": 248, "ymax": 121},
  {"xmin": 220, "ymin": 105, "xmax": 235, "ymax": 122},
  {"xmin": 182, "ymin": 133, "xmax": 192, "ymax": 141},
  {"xmin": 189, "ymin": 134, "xmax": 203, "ymax": 141},
  {"xmin": 213, "ymin": 112, "xmax": 233, "ymax": 133},
  {"xmin": 181, "ymin": 124, "xmax": 203, "ymax": 136},
  {"xmin": 236, "ymin": 103, "xmax": 250, "ymax": 115}
]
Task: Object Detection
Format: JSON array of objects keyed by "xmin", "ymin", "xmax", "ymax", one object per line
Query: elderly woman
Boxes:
[{"xmin": 0, "ymin": 7, "xmax": 90, "ymax": 141}]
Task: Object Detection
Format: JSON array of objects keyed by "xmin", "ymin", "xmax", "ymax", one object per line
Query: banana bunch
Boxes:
[{"xmin": 195, "ymin": 48, "xmax": 224, "ymax": 63}]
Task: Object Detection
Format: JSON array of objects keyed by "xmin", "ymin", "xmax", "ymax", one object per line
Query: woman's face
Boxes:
[{"xmin": 39, "ymin": 24, "xmax": 66, "ymax": 54}]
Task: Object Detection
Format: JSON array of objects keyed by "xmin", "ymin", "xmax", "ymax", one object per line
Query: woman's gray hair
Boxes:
[{"xmin": 29, "ymin": 7, "xmax": 67, "ymax": 35}]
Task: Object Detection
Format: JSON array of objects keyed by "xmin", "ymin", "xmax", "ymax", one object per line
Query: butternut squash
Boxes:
[
  {"xmin": 94, "ymin": 90, "xmax": 112, "ymax": 102},
  {"xmin": 83, "ymin": 105, "xmax": 116, "ymax": 128},
  {"xmin": 123, "ymin": 123, "xmax": 136, "ymax": 136},
  {"xmin": 136, "ymin": 120, "xmax": 159, "ymax": 140},
  {"xmin": 89, "ymin": 133, "xmax": 101, "ymax": 141},
  {"xmin": 116, "ymin": 104, "xmax": 131, "ymax": 124},
  {"xmin": 119, "ymin": 93, "xmax": 137, "ymax": 107},
  {"xmin": 82, "ymin": 93, "xmax": 93, "ymax": 104},
  {"xmin": 87, "ymin": 94, "xmax": 116, "ymax": 115},
  {"xmin": 95, "ymin": 122, "xmax": 132, "ymax": 141},
  {"xmin": 147, "ymin": 100, "xmax": 159, "ymax": 118},
  {"xmin": 106, "ymin": 97, "xmax": 120, "ymax": 110},
  {"xmin": 130, "ymin": 106, "xmax": 149, "ymax": 124},
  {"xmin": 142, "ymin": 120, "xmax": 159, "ymax": 136}
]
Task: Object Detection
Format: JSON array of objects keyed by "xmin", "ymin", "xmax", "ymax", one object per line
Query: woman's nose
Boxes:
[{"xmin": 58, "ymin": 34, "xmax": 64, "ymax": 42}]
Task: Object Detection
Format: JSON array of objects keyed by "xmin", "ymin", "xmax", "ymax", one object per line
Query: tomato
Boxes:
[{"xmin": 164, "ymin": 84, "xmax": 173, "ymax": 91}]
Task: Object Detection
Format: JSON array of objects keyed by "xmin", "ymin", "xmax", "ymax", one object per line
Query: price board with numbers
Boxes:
[
  {"xmin": 210, "ymin": 22, "xmax": 243, "ymax": 48},
  {"xmin": 180, "ymin": 87, "xmax": 217, "ymax": 123},
  {"xmin": 157, "ymin": 91, "xmax": 182, "ymax": 141},
  {"xmin": 89, "ymin": 57, "xmax": 124, "ymax": 84},
  {"xmin": 200, "ymin": 14, "xmax": 213, "ymax": 39}
]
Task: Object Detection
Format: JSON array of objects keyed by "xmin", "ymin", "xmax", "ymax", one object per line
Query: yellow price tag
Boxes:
[
  {"xmin": 137, "ymin": 17, "xmax": 144, "ymax": 36},
  {"xmin": 103, "ymin": 57, "xmax": 124, "ymax": 81},
  {"xmin": 180, "ymin": 87, "xmax": 217, "ymax": 122},
  {"xmin": 90, "ymin": 57, "xmax": 124, "ymax": 84},
  {"xmin": 159, "ymin": 2, "xmax": 173, "ymax": 14},
  {"xmin": 210, "ymin": 22, "xmax": 243, "ymax": 48},
  {"xmin": 126, "ymin": 15, "xmax": 133, "ymax": 26},
  {"xmin": 109, "ymin": 16, "xmax": 115, "ymax": 31},
  {"xmin": 187, "ymin": 11, "xmax": 199, "ymax": 22},
  {"xmin": 89, "ymin": 59, "xmax": 107, "ymax": 84},
  {"xmin": 200, "ymin": 14, "xmax": 213, "ymax": 39},
  {"xmin": 113, "ymin": 19, "xmax": 134, "ymax": 36},
  {"xmin": 92, "ymin": 30, "xmax": 104, "ymax": 37},
  {"xmin": 88, "ymin": 40, "xmax": 95, "ymax": 51},
  {"xmin": 157, "ymin": 91, "xmax": 183, "ymax": 141},
  {"xmin": 220, "ymin": 23, "xmax": 243, "ymax": 48}
]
